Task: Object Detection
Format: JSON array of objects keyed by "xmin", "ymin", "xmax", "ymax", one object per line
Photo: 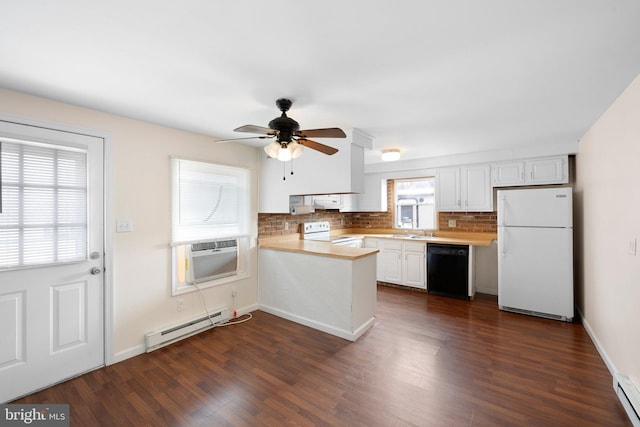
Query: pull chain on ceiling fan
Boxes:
[{"xmin": 215, "ymin": 98, "xmax": 346, "ymax": 162}]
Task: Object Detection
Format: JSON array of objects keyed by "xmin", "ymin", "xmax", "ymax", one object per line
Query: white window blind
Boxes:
[
  {"xmin": 171, "ymin": 158, "xmax": 249, "ymax": 245},
  {"xmin": 0, "ymin": 138, "xmax": 88, "ymax": 269}
]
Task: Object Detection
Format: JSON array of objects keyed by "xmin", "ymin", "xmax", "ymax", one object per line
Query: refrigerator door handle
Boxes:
[
  {"xmin": 501, "ymin": 228, "xmax": 507, "ymax": 257},
  {"xmin": 499, "ymin": 195, "xmax": 506, "ymax": 226}
]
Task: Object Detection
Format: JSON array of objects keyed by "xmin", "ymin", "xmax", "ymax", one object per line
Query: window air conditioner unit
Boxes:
[{"xmin": 187, "ymin": 239, "xmax": 238, "ymax": 283}]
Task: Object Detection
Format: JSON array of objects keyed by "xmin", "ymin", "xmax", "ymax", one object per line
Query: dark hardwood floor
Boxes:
[{"xmin": 14, "ymin": 286, "xmax": 630, "ymax": 426}]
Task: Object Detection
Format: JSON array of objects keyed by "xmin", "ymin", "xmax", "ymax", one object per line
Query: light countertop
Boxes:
[
  {"xmin": 350, "ymin": 232, "xmax": 495, "ymax": 247},
  {"xmin": 258, "ymin": 239, "xmax": 379, "ymax": 260},
  {"xmin": 258, "ymin": 229, "xmax": 496, "ymax": 259}
]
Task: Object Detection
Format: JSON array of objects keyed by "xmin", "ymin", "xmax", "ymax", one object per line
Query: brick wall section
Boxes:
[
  {"xmin": 257, "ymin": 179, "xmax": 497, "ymax": 237},
  {"xmin": 350, "ymin": 179, "xmax": 395, "ymax": 229},
  {"xmin": 258, "ymin": 211, "xmax": 354, "ymax": 236},
  {"xmin": 438, "ymin": 211, "xmax": 497, "ymax": 233}
]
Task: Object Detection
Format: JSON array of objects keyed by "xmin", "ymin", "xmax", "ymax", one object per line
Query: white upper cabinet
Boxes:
[
  {"xmin": 350, "ymin": 176, "xmax": 388, "ymax": 212},
  {"xmin": 492, "ymin": 155, "xmax": 568, "ymax": 187},
  {"xmin": 526, "ymin": 156, "xmax": 567, "ymax": 184},
  {"xmin": 437, "ymin": 165, "xmax": 492, "ymax": 212},
  {"xmin": 491, "ymin": 161, "xmax": 525, "ymax": 186},
  {"xmin": 436, "ymin": 167, "xmax": 461, "ymax": 211},
  {"xmin": 259, "ymin": 129, "xmax": 372, "ymax": 213},
  {"xmin": 463, "ymin": 165, "xmax": 492, "ymax": 211}
]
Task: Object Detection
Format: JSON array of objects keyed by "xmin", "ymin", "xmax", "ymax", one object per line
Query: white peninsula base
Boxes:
[{"xmin": 258, "ymin": 248, "xmax": 377, "ymax": 341}]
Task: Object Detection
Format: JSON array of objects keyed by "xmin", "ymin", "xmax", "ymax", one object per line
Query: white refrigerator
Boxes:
[{"xmin": 497, "ymin": 187, "xmax": 574, "ymax": 321}]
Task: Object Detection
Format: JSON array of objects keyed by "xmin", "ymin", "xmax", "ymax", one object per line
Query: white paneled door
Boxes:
[{"xmin": 0, "ymin": 120, "xmax": 104, "ymax": 402}]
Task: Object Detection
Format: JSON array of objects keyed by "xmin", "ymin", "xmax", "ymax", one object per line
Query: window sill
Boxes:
[{"xmin": 172, "ymin": 272, "xmax": 250, "ymax": 296}]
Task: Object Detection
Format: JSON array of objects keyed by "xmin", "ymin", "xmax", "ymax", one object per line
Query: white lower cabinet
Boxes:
[
  {"xmin": 364, "ymin": 238, "xmax": 384, "ymax": 282},
  {"xmin": 402, "ymin": 242, "xmax": 427, "ymax": 289},
  {"xmin": 374, "ymin": 239, "xmax": 426, "ymax": 289},
  {"xmin": 381, "ymin": 240, "xmax": 403, "ymax": 284}
]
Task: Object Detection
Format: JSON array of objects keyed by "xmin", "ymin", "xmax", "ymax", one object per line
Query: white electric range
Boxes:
[{"xmin": 302, "ymin": 221, "xmax": 364, "ymax": 248}]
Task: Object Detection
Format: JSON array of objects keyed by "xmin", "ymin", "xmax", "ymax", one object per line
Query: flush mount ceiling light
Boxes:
[{"xmin": 381, "ymin": 148, "xmax": 401, "ymax": 161}]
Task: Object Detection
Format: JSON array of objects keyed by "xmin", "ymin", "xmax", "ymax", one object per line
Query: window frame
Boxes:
[
  {"xmin": 170, "ymin": 157, "xmax": 251, "ymax": 295},
  {"xmin": 0, "ymin": 137, "xmax": 89, "ymax": 270},
  {"xmin": 393, "ymin": 176, "xmax": 437, "ymax": 231}
]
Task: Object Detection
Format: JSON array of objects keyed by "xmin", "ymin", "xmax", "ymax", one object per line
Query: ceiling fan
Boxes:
[{"xmin": 216, "ymin": 98, "xmax": 346, "ymax": 161}]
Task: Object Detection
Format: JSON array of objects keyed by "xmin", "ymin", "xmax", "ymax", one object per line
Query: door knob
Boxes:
[{"xmin": 90, "ymin": 267, "xmax": 102, "ymax": 275}]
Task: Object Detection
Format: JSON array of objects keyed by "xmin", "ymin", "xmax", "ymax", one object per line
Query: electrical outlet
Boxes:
[
  {"xmin": 284, "ymin": 221, "xmax": 289, "ymax": 231},
  {"xmin": 177, "ymin": 299, "xmax": 185, "ymax": 312},
  {"xmin": 116, "ymin": 218, "xmax": 133, "ymax": 233},
  {"xmin": 448, "ymin": 219, "xmax": 457, "ymax": 228}
]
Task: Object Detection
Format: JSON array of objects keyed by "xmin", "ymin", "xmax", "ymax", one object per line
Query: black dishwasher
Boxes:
[{"xmin": 427, "ymin": 244, "xmax": 469, "ymax": 300}]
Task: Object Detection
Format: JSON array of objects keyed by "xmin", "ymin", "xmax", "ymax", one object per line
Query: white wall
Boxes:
[
  {"xmin": 575, "ymin": 73, "xmax": 640, "ymax": 387},
  {"xmin": 0, "ymin": 88, "xmax": 260, "ymax": 360}
]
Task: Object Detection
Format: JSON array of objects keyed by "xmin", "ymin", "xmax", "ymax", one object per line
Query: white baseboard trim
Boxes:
[
  {"xmin": 576, "ymin": 306, "xmax": 616, "ymax": 377},
  {"xmin": 235, "ymin": 303, "xmax": 259, "ymax": 317},
  {"xmin": 112, "ymin": 344, "xmax": 145, "ymax": 364},
  {"xmin": 578, "ymin": 307, "xmax": 640, "ymax": 426},
  {"xmin": 110, "ymin": 304, "xmax": 260, "ymax": 364},
  {"xmin": 352, "ymin": 317, "xmax": 376, "ymax": 341},
  {"xmin": 258, "ymin": 304, "xmax": 374, "ymax": 342}
]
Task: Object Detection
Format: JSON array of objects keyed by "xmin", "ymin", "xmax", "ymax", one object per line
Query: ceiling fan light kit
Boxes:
[
  {"xmin": 264, "ymin": 140, "xmax": 304, "ymax": 162},
  {"xmin": 221, "ymin": 98, "xmax": 346, "ymax": 166},
  {"xmin": 381, "ymin": 148, "xmax": 401, "ymax": 161}
]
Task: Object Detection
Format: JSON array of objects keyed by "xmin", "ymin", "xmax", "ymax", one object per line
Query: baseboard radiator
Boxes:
[
  {"xmin": 616, "ymin": 374, "xmax": 640, "ymax": 427},
  {"xmin": 144, "ymin": 307, "xmax": 230, "ymax": 352}
]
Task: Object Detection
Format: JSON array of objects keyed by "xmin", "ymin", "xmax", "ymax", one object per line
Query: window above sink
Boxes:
[{"xmin": 394, "ymin": 177, "xmax": 436, "ymax": 231}]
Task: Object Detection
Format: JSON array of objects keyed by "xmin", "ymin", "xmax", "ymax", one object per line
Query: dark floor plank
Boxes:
[{"xmin": 13, "ymin": 286, "xmax": 631, "ymax": 426}]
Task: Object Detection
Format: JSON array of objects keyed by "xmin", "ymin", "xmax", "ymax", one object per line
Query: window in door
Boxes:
[
  {"xmin": 394, "ymin": 177, "xmax": 436, "ymax": 230},
  {"xmin": 0, "ymin": 138, "xmax": 88, "ymax": 269},
  {"xmin": 170, "ymin": 157, "xmax": 250, "ymax": 295}
]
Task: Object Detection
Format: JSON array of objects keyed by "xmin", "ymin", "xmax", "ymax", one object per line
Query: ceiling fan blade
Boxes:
[
  {"xmin": 296, "ymin": 128, "xmax": 346, "ymax": 138},
  {"xmin": 213, "ymin": 135, "xmax": 274, "ymax": 143},
  {"xmin": 296, "ymin": 138, "xmax": 339, "ymax": 155},
  {"xmin": 234, "ymin": 124, "xmax": 278, "ymax": 135}
]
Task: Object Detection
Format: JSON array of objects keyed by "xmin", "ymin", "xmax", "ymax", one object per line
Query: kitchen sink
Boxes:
[{"xmin": 390, "ymin": 234, "xmax": 437, "ymax": 240}]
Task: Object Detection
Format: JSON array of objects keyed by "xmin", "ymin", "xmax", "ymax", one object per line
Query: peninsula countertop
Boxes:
[{"xmin": 258, "ymin": 238, "xmax": 379, "ymax": 260}]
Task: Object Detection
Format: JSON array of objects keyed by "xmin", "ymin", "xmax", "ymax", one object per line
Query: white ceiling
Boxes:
[{"xmin": 1, "ymin": 1, "xmax": 640, "ymax": 165}]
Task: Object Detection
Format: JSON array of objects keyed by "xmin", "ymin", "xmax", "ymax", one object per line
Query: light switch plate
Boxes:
[
  {"xmin": 628, "ymin": 238, "xmax": 637, "ymax": 256},
  {"xmin": 116, "ymin": 218, "xmax": 133, "ymax": 233}
]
